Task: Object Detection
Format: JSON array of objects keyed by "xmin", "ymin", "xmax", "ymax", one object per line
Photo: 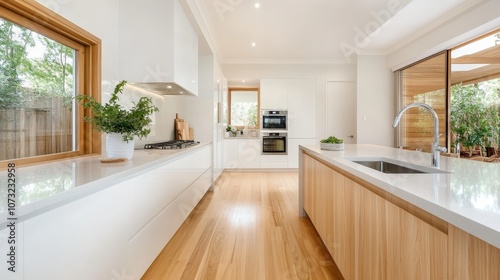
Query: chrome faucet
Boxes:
[{"xmin": 393, "ymin": 103, "xmax": 447, "ymax": 168}]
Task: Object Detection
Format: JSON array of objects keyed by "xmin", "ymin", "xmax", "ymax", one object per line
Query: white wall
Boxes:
[
  {"xmin": 184, "ymin": 54, "xmax": 214, "ymax": 142},
  {"xmin": 356, "ymin": 55, "xmax": 394, "ymax": 146}
]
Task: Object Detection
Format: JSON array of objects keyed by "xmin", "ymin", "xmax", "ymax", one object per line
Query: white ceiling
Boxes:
[{"xmin": 194, "ymin": 0, "xmax": 485, "ymax": 64}]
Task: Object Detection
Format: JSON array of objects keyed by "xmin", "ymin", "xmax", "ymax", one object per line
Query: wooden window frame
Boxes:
[
  {"xmin": 227, "ymin": 87, "xmax": 260, "ymax": 129},
  {"xmin": 0, "ymin": 0, "xmax": 101, "ymax": 169},
  {"xmin": 395, "ymin": 27, "xmax": 500, "ymax": 152}
]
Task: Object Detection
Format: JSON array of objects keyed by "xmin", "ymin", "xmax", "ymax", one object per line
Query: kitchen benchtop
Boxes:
[
  {"xmin": 299, "ymin": 144, "xmax": 500, "ymax": 249},
  {"xmin": 0, "ymin": 142, "xmax": 211, "ymax": 227}
]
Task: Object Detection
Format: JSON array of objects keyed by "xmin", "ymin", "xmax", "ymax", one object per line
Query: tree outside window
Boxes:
[
  {"xmin": 228, "ymin": 89, "xmax": 259, "ymax": 129},
  {"xmin": 0, "ymin": 16, "xmax": 77, "ymax": 161}
]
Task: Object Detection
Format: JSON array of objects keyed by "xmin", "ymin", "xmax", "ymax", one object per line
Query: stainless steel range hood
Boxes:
[{"xmin": 127, "ymin": 82, "xmax": 191, "ymax": 96}]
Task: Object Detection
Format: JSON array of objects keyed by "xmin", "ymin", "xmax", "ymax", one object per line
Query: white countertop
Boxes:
[
  {"xmin": 0, "ymin": 142, "xmax": 211, "ymax": 227},
  {"xmin": 300, "ymin": 144, "xmax": 500, "ymax": 249}
]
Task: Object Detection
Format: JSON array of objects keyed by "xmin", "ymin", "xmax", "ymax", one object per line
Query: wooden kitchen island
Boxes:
[{"xmin": 299, "ymin": 144, "xmax": 500, "ymax": 280}]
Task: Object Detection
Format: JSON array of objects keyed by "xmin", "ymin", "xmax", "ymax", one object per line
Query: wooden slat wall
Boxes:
[
  {"xmin": 400, "ymin": 53, "xmax": 447, "ymax": 152},
  {"xmin": 0, "ymin": 97, "xmax": 73, "ymax": 161}
]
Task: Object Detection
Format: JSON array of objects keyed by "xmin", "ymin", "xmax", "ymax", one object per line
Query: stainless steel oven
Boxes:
[
  {"xmin": 262, "ymin": 132, "xmax": 287, "ymax": 154},
  {"xmin": 261, "ymin": 110, "xmax": 287, "ymax": 130}
]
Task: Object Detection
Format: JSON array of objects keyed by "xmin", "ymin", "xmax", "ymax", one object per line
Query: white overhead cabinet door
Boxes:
[{"xmin": 260, "ymin": 79, "xmax": 288, "ymax": 109}]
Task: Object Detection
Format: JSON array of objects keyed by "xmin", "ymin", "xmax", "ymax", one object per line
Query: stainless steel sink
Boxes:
[
  {"xmin": 353, "ymin": 160, "xmax": 424, "ymax": 174},
  {"xmin": 348, "ymin": 157, "xmax": 451, "ymax": 174}
]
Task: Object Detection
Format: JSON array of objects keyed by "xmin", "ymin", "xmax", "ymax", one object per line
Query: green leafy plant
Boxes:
[
  {"xmin": 451, "ymin": 83, "xmax": 499, "ymax": 156},
  {"xmin": 76, "ymin": 80, "xmax": 159, "ymax": 142},
  {"xmin": 226, "ymin": 125, "xmax": 232, "ymax": 132},
  {"xmin": 320, "ymin": 135, "xmax": 344, "ymax": 144}
]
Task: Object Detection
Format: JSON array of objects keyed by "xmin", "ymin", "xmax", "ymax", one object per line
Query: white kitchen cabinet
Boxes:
[
  {"xmin": 127, "ymin": 169, "xmax": 212, "ymax": 277},
  {"xmin": 287, "ymin": 79, "xmax": 317, "ymax": 139},
  {"xmin": 288, "ymin": 138, "xmax": 317, "ymax": 168},
  {"xmin": 261, "ymin": 155, "xmax": 288, "ymax": 168},
  {"xmin": 224, "ymin": 139, "xmax": 240, "ymax": 169},
  {"xmin": 22, "ymin": 146, "xmax": 211, "ymax": 280},
  {"xmin": 23, "ymin": 176, "xmax": 131, "ymax": 280},
  {"xmin": 260, "ymin": 79, "xmax": 288, "ymax": 109},
  {"xmin": 238, "ymin": 139, "xmax": 261, "ymax": 168},
  {"xmin": 224, "ymin": 139, "xmax": 260, "ymax": 169},
  {"xmin": 260, "ymin": 78, "xmax": 317, "ymax": 139}
]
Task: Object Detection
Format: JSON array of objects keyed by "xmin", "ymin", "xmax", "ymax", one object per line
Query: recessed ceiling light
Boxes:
[
  {"xmin": 255, "ymin": 3, "xmax": 260, "ymax": 8},
  {"xmin": 242, "ymin": 80, "xmax": 246, "ymax": 83},
  {"xmin": 167, "ymin": 85, "xmax": 172, "ymax": 89},
  {"xmin": 251, "ymin": 42, "xmax": 256, "ymax": 47}
]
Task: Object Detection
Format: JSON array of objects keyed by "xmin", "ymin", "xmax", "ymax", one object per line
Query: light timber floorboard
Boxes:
[{"xmin": 141, "ymin": 171, "xmax": 343, "ymax": 280}]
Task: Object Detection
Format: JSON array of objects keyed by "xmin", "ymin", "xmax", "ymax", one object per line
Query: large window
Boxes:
[
  {"xmin": 450, "ymin": 31, "xmax": 500, "ymax": 156},
  {"xmin": 0, "ymin": 1, "xmax": 101, "ymax": 169},
  {"xmin": 228, "ymin": 88, "xmax": 259, "ymax": 128},
  {"xmin": 396, "ymin": 29, "xmax": 500, "ymax": 157}
]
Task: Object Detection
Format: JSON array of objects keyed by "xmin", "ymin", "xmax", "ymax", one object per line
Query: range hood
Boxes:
[
  {"xmin": 118, "ymin": 0, "xmax": 198, "ymax": 96},
  {"xmin": 127, "ymin": 82, "xmax": 190, "ymax": 96}
]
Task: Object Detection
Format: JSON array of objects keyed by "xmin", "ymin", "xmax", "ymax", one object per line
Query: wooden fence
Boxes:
[{"xmin": 0, "ymin": 97, "xmax": 73, "ymax": 161}]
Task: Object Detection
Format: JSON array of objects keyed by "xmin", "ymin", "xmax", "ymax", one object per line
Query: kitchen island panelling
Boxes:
[
  {"xmin": 299, "ymin": 144, "xmax": 500, "ymax": 249},
  {"xmin": 300, "ymin": 144, "xmax": 500, "ymax": 279}
]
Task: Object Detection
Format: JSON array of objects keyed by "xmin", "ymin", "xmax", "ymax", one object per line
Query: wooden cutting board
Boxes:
[
  {"xmin": 175, "ymin": 113, "xmax": 190, "ymax": 140},
  {"xmin": 180, "ymin": 121, "xmax": 190, "ymax": 140}
]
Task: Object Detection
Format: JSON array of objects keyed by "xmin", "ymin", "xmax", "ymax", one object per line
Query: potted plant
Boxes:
[
  {"xmin": 76, "ymin": 80, "xmax": 159, "ymax": 159},
  {"xmin": 226, "ymin": 125, "xmax": 238, "ymax": 137},
  {"xmin": 320, "ymin": 135, "xmax": 344, "ymax": 151}
]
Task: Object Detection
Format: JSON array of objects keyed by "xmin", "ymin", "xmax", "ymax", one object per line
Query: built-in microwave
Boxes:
[
  {"xmin": 262, "ymin": 132, "xmax": 287, "ymax": 155},
  {"xmin": 261, "ymin": 110, "xmax": 287, "ymax": 130}
]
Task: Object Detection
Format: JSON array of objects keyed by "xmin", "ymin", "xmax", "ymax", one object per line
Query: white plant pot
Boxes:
[
  {"xmin": 106, "ymin": 133, "xmax": 134, "ymax": 159},
  {"xmin": 320, "ymin": 142, "xmax": 344, "ymax": 151}
]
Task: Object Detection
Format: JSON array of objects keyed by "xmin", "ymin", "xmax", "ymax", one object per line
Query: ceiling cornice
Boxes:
[
  {"xmin": 222, "ymin": 58, "xmax": 358, "ymax": 65},
  {"xmin": 185, "ymin": 0, "xmax": 223, "ymax": 63}
]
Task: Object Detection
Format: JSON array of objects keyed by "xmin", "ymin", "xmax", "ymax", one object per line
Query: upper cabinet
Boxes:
[
  {"xmin": 260, "ymin": 79, "xmax": 317, "ymax": 139},
  {"xmin": 118, "ymin": 0, "xmax": 198, "ymax": 96},
  {"xmin": 260, "ymin": 79, "xmax": 288, "ymax": 109}
]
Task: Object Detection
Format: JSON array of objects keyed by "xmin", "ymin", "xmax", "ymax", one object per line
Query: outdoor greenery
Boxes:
[
  {"xmin": 0, "ymin": 17, "xmax": 74, "ymax": 109},
  {"xmin": 231, "ymin": 102, "xmax": 258, "ymax": 127},
  {"xmin": 76, "ymin": 80, "xmax": 159, "ymax": 142},
  {"xmin": 451, "ymin": 81, "xmax": 500, "ymax": 156}
]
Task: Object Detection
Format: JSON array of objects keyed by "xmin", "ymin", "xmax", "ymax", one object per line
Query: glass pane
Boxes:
[
  {"xmin": 0, "ymin": 17, "xmax": 76, "ymax": 161},
  {"xmin": 230, "ymin": 90, "xmax": 258, "ymax": 127},
  {"xmin": 400, "ymin": 53, "xmax": 447, "ymax": 152},
  {"xmin": 450, "ymin": 31, "xmax": 500, "ymax": 156}
]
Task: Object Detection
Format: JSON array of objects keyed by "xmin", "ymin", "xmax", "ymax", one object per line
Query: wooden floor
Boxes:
[{"xmin": 141, "ymin": 171, "xmax": 343, "ymax": 280}]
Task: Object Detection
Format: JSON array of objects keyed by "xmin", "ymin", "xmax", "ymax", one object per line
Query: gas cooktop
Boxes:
[{"xmin": 143, "ymin": 140, "xmax": 200, "ymax": 150}]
